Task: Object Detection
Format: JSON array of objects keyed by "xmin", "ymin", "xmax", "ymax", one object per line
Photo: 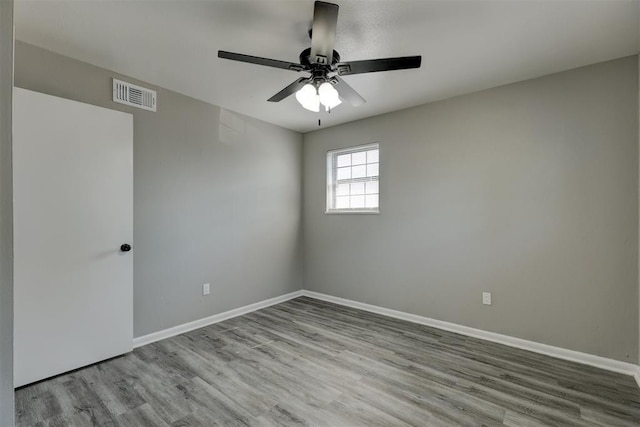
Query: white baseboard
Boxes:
[
  {"xmin": 131, "ymin": 288, "xmax": 640, "ymax": 387},
  {"xmin": 132, "ymin": 290, "xmax": 303, "ymax": 348},
  {"xmin": 301, "ymin": 290, "xmax": 640, "ymax": 380}
]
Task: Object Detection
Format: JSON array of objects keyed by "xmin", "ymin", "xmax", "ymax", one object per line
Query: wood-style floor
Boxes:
[{"xmin": 15, "ymin": 297, "xmax": 640, "ymax": 426}]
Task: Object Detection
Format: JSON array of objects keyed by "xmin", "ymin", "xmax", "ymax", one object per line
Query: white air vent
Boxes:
[{"xmin": 113, "ymin": 79, "xmax": 156, "ymax": 112}]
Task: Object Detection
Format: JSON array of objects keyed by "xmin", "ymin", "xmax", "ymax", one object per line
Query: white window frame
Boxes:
[{"xmin": 326, "ymin": 143, "xmax": 380, "ymax": 214}]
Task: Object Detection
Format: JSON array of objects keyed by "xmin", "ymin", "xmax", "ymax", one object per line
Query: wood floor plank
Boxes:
[
  {"xmin": 15, "ymin": 297, "xmax": 640, "ymax": 426},
  {"xmin": 115, "ymin": 403, "xmax": 171, "ymax": 427}
]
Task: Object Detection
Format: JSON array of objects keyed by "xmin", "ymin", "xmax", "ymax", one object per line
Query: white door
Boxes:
[{"xmin": 13, "ymin": 88, "xmax": 133, "ymax": 387}]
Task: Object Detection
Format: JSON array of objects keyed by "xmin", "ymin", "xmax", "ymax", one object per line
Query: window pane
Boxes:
[
  {"xmin": 336, "ymin": 167, "xmax": 351, "ymax": 180},
  {"xmin": 352, "ymin": 151, "xmax": 366, "ymax": 165},
  {"xmin": 351, "ymin": 195, "xmax": 365, "ymax": 208},
  {"xmin": 336, "ymin": 154, "xmax": 351, "ymax": 167},
  {"xmin": 336, "ymin": 183, "xmax": 350, "ymax": 196},
  {"xmin": 336, "ymin": 196, "xmax": 350, "ymax": 209},
  {"xmin": 327, "ymin": 144, "xmax": 379, "ymax": 212},
  {"xmin": 352, "ymin": 165, "xmax": 366, "ymax": 179},
  {"xmin": 367, "ymin": 149, "xmax": 379, "ymax": 163},
  {"xmin": 350, "ymin": 182, "xmax": 365, "ymax": 195}
]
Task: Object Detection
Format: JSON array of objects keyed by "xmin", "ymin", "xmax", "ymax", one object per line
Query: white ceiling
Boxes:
[{"xmin": 15, "ymin": 0, "xmax": 640, "ymax": 133}]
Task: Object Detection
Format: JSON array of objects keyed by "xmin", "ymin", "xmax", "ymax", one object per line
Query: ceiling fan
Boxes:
[{"xmin": 218, "ymin": 1, "xmax": 422, "ymax": 112}]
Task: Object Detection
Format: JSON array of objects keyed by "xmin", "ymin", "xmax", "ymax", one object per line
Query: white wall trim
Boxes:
[
  {"xmin": 132, "ymin": 290, "xmax": 303, "ymax": 348},
  {"xmin": 302, "ymin": 290, "xmax": 640, "ymax": 379},
  {"xmin": 132, "ymin": 288, "xmax": 640, "ymax": 386},
  {"xmin": 637, "ymin": 52, "xmax": 640, "ymax": 391}
]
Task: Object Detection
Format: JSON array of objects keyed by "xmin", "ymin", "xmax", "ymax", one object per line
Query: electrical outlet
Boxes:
[
  {"xmin": 482, "ymin": 292, "xmax": 492, "ymax": 305},
  {"xmin": 202, "ymin": 283, "xmax": 210, "ymax": 296}
]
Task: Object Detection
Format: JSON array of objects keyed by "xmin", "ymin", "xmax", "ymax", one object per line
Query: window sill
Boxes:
[{"xmin": 325, "ymin": 210, "xmax": 380, "ymax": 215}]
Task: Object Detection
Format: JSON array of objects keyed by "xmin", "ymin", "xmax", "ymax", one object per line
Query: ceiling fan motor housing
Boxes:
[{"xmin": 299, "ymin": 47, "xmax": 341, "ymax": 69}]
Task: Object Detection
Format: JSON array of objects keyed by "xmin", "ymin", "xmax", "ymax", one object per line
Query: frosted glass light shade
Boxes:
[
  {"xmin": 295, "ymin": 84, "xmax": 320, "ymax": 112},
  {"xmin": 318, "ymin": 82, "xmax": 342, "ymax": 111}
]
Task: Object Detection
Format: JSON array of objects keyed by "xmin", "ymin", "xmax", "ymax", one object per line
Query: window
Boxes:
[{"xmin": 326, "ymin": 143, "xmax": 379, "ymax": 213}]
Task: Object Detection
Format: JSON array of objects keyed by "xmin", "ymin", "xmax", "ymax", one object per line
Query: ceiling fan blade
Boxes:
[
  {"xmin": 268, "ymin": 77, "xmax": 311, "ymax": 102},
  {"xmin": 310, "ymin": 1, "xmax": 339, "ymax": 65},
  {"xmin": 336, "ymin": 56, "xmax": 422, "ymax": 76},
  {"xmin": 218, "ymin": 51, "xmax": 305, "ymax": 72},
  {"xmin": 333, "ymin": 76, "xmax": 365, "ymax": 107}
]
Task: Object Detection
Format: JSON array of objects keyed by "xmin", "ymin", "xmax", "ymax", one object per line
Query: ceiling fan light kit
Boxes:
[
  {"xmin": 218, "ymin": 1, "xmax": 422, "ymax": 113},
  {"xmin": 296, "ymin": 82, "xmax": 342, "ymax": 112}
]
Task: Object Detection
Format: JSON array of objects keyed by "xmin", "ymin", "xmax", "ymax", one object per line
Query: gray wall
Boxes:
[
  {"xmin": 303, "ymin": 55, "xmax": 639, "ymax": 363},
  {"xmin": 0, "ymin": 1, "xmax": 13, "ymax": 424},
  {"xmin": 14, "ymin": 42, "xmax": 303, "ymax": 338}
]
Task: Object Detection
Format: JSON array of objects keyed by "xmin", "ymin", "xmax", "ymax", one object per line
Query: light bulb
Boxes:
[
  {"xmin": 295, "ymin": 84, "xmax": 320, "ymax": 112},
  {"xmin": 318, "ymin": 82, "xmax": 342, "ymax": 111}
]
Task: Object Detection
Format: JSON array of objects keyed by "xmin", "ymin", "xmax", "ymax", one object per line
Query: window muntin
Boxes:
[{"xmin": 326, "ymin": 143, "xmax": 379, "ymax": 213}]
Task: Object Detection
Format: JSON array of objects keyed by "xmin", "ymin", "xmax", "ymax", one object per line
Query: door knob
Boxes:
[{"xmin": 120, "ymin": 244, "xmax": 132, "ymax": 252}]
